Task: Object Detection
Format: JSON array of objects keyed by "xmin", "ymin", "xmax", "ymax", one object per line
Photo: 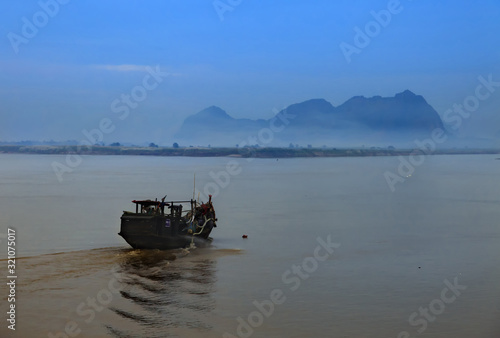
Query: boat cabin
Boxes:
[{"xmin": 131, "ymin": 199, "xmax": 196, "ymax": 217}]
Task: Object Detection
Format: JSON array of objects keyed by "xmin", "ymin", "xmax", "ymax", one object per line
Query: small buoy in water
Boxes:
[
  {"xmin": 418, "ymin": 267, "xmax": 421, "ymax": 269},
  {"xmin": 242, "ymin": 235, "xmax": 248, "ymax": 239}
]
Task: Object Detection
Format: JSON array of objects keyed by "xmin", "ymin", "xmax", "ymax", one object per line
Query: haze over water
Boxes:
[{"xmin": 1, "ymin": 154, "xmax": 500, "ymax": 337}]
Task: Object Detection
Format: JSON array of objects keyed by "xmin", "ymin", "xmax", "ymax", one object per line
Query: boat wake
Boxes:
[{"xmin": 0, "ymin": 246, "xmax": 242, "ymax": 338}]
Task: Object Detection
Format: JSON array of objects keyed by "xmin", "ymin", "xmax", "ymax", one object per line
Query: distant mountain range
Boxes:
[{"xmin": 175, "ymin": 90, "xmax": 447, "ymax": 147}]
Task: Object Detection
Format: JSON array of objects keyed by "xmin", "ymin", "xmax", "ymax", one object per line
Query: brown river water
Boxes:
[{"xmin": 1, "ymin": 154, "xmax": 500, "ymax": 337}]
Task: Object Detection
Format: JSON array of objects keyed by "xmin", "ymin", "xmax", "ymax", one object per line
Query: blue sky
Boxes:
[{"xmin": 1, "ymin": 0, "xmax": 499, "ymax": 144}]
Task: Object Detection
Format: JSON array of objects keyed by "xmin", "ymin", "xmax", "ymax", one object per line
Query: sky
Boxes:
[{"xmin": 0, "ymin": 0, "xmax": 499, "ymax": 145}]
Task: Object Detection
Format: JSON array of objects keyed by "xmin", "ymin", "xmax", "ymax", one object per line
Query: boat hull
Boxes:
[
  {"xmin": 119, "ymin": 232, "xmax": 212, "ymax": 250},
  {"xmin": 119, "ymin": 210, "xmax": 215, "ymax": 250}
]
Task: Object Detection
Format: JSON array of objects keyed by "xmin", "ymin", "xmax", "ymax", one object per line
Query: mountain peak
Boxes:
[
  {"xmin": 198, "ymin": 106, "xmax": 229, "ymax": 116},
  {"xmin": 397, "ymin": 89, "xmax": 416, "ymax": 96},
  {"xmin": 301, "ymin": 98, "xmax": 331, "ymax": 105},
  {"xmin": 197, "ymin": 106, "xmax": 230, "ymax": 119},
  {"xmin": 395, "ymin": 90, "xmax": 420, "ymax": 100},
  {"xmin": 286, "ymin": 98, "xmax": 335, "ymax": 113}
]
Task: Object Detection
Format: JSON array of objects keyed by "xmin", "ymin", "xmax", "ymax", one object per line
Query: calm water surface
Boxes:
[{"xmin": 1, "ymin": 154, "xmax": 500, "ymax": 337}]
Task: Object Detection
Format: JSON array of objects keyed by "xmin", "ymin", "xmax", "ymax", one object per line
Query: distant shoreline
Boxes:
[{"xmin": 0, "ymin": 145, "xmax": 499, "ymax": 158}]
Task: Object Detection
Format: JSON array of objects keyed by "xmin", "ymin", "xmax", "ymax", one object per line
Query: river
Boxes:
[{"xmin": 1, "ymin": 154, "xmax": 499, "ymax": 337}]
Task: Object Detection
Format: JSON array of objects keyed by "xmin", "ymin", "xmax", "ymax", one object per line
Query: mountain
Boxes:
[
  {"xmin": 336, "ymin": 90, "xmax": 444, "ymax": 131},
  {"xmin": 176, "ymin": 106, "xmax": 267, "ymax": 146},
  {"xmin": 180, "ymin": 106, "xmax": 267, "ymax": 133},
  {"xmin": 175, "ymin": 91, "xmax": 446, "ymax": 147}
]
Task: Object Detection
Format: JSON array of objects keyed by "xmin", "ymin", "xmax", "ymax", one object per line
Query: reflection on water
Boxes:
[
  {"xmin": 106, "ymin": 248, "xmax": 218, "ymax": 337},
  {"xmin": 0, "ymin": 246, "xmax": 242, "ymax": 338}
]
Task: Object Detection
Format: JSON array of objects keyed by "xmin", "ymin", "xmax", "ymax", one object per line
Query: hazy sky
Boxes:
[{"xmin": 1, "ymin": 0, "xmax": 499, "ymax": 144}]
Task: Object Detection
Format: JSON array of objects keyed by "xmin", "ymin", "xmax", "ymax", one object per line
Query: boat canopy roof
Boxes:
[{"xmin": 132, "ymin": 199, "xmax": 193, "ymax": 206}]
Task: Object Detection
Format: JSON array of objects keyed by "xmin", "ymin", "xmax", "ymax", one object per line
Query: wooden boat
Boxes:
[{"xmin": 119, "ymin": 195, "xmax": 217, "ymax": 250}]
